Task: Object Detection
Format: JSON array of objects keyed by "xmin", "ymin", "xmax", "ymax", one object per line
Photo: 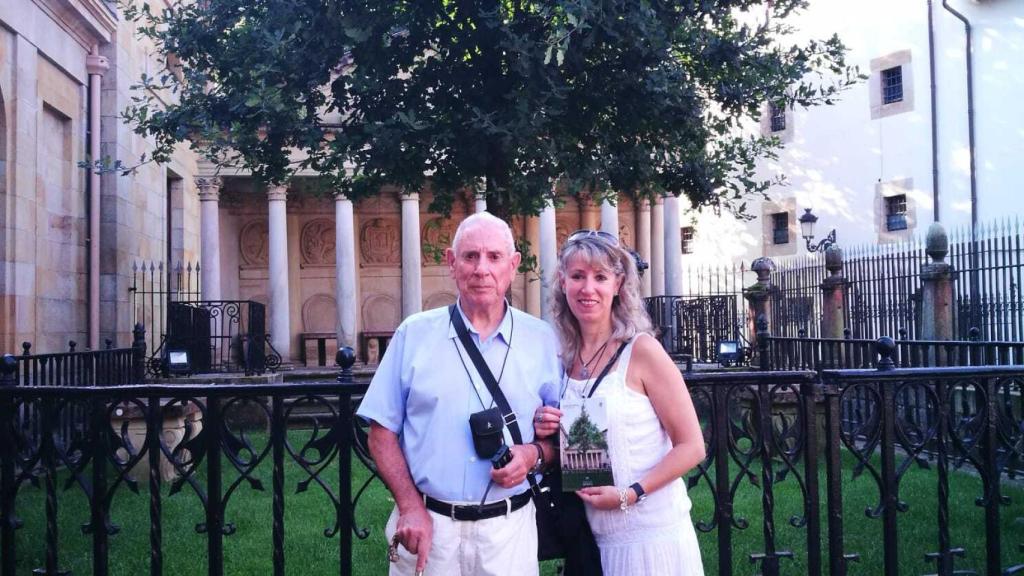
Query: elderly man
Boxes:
[{"xmin": 357, "ymin": 212, "xmax": 561, "ymax": 576}]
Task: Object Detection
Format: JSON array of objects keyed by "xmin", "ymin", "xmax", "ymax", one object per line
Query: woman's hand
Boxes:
[
  {"xmin": 533, "ymin": 406, "xmax": 562, "ymax": 439},
  {"xmin": 577, "ymin": 485, "xmax": 631, "ymax": 511}
]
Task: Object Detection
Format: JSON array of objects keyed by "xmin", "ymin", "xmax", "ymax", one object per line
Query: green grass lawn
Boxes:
[{"xmin": 7, "ymin": 430, "xmax": 1023, "ymax": 575}]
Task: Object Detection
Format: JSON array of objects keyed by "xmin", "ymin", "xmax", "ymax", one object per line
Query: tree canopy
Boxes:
[{"xmin": 122, "ymin": 0, "xmax": 859, "ymax": 216}]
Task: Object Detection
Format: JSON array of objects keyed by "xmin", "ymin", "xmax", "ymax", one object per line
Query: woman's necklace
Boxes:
[{"xmin": 578, "ymin": 339, "xmax": 610, "ymax": 379}]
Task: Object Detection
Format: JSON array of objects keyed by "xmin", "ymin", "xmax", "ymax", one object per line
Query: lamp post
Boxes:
[{"xmin": 798, "ymin": 208, "xmax": 837, "ymax": 253}]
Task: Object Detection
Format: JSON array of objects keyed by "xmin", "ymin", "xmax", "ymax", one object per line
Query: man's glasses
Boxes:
[{"xmin": 566, "ymin": 229, "xmax": 619, "ymax": 247}]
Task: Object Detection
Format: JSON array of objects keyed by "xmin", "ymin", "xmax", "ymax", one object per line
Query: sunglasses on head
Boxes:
[{"xmin": 566, "ymin": 229, "xmax": 620, "ymax": 247}]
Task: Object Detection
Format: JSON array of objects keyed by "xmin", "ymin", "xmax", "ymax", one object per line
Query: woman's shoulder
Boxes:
[{"xmin": 629, "ymin": 332, "xmax": 664, "ymax": 358}]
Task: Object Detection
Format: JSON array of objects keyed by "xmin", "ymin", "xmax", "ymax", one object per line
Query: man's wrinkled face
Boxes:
[{"xmin": 446, "ymin": 223, "xmax": 521, "ymax": 313}]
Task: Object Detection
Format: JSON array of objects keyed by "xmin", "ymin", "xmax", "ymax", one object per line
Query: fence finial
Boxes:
[
  {"xmin": 0, "ymin": 354, "xmax": 16, "ymax": 387},
  {"xmin": 68, "ymin": 340, "xmax": 77, "ymax": 352},
  {"xmin": 968, "ymin": 327, "xmax": 980, "ymax": 342},
  {"xmin": 875, "ymin": 337, "xmax": 896, "ymax": 371},
  {"xmin": 751, "ymin": 257, "xmax": 775, "ymax": 284},
  {"xmin": 21, "ymin": 342, "xmax": 31, "ymax": 356},
  {"xmin": 336, "ymin": 346, "xmax": 356, "ymax": 383},
  {"xmin": 926, "ymin": 222, "xmax": 949, "ymax": 264},
  {"xmin": 824, "ymin": 245, "xmax": 843, "ymax": 278}
]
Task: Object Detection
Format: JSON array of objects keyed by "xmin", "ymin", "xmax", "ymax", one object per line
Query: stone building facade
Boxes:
[
  {"xmin": 1, "ymin": 0, "xmax": 201, "ymax": 354},
  {"xmin": 1, "ymin": 0, "xmax": 682, "ymax": 362}
]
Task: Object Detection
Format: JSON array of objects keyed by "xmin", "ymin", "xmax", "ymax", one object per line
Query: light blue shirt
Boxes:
[{"xmin": 356, "ymin": 301, "xmax": 561, "ymax": 502}]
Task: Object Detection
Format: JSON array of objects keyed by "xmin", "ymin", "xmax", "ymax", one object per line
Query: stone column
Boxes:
[
  {"xmin": 401, "ymin": 192, "xmax": 423, "ymax": 318},
  {"xmin": 637, "ymin": 198, "xmax": 652, "ymax": 297},
  {"xmin": 86, "ymin": 47, "xmax": 109, "ymax": 350},
  {"xmin": 197, "ymin": 177, "xmax": 223, "ymax": 302},
  {"xmin": 267, "ymin": 185, "xmax": 291, "ymax": 361},
  {"xmin": 335, "ymin": 193, "xmax": 358, "ymax": 351},
  {"xmin": 525, "ymin": 215, "xmax": 542, "ymax": 317},
  {"xmin": 743, "ymin": 257, "xmax": 776, "ymax": 351},
  {"xmin": 651, "ymin": 197, "xmax": 665, "ymax": 296},
  {"xmin": 580, "ymin": 194, "xmax": 600, "ymax": 230},
  {"xmin": 539, "ymin": 201, "xmax": 558, "ymax": 321},
  {"xmin": 663, "ymin": 195, "xmax": 682, "ymax": 295},
  {"xmin": 920, "ymin": 223, "xmax": 954, "ymax": 343},
  {"xmin": 474, "ymin": 178, "xmax": 488, "ymax": 213},
  {"xmin": 820, "ymin": 246, "xmax": 847, "ymax": 340},
  {"xmin": 600, "ymin": 196, "xmax": 619, "ymax": 238}
]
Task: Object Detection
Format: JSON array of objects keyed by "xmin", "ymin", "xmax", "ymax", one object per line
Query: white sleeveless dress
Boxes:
[{"xmin": 562, "ymin": 335, "xmax": 705, "ymax": 576}]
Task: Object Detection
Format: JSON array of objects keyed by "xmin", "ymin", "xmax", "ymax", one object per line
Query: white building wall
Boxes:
[{"xmin": 678, "ymin": 0, "xmax": 1024, "ymax": 268}]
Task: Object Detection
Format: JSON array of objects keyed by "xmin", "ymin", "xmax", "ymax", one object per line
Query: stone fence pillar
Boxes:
[
  {"xmin": 744, "ymin": 257, "xmax": 775, "ymax": 350},
  {"xmin": 820, "ymin": 246, "xmax": 847, "ymax": 340},
  {"xmin": 920, "ymin": 223, "xmax": 955, "ymax": 342}
]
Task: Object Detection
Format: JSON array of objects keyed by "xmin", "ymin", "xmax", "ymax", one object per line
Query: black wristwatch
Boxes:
[{"xmin": 629, "ymin": 482, "xmax": 647, "ymax": 504}]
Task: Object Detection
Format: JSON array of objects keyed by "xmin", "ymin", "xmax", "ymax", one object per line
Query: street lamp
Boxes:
[{"xmin": 798, "ymin": 208, "xmax": 836, "ymax": 253}]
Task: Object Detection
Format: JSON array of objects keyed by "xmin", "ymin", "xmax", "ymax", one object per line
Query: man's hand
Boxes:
[
  {"xmin": 532, "ymin": 406, "xmax": 562, "ymax": 439},
  {"xmin": 368, "ymin": 422, "xmax": 433, "ymax": 572},
  {"xmin": 394, "ymin": 504, "xmax": 433, "ymax": 573},
  {"xmin": 490, "ymin": 444, "xmax": 534, "ymax": 488}
]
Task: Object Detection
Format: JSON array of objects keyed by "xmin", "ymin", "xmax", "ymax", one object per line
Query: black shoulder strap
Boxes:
[
  {"xmin": 449, "ymin": 305, "xmax": 524, "ymax": 444},
  {"xmin": 586, "ymin": 340, "xmax": 629, "ymax": 399},
  {"xmin": 450, "ymin": 305, "xmax": 548, "ymax": 500}
]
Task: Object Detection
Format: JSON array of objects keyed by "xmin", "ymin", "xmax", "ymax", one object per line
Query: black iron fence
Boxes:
[
  {"xmin": 2, "ymin": 350, "xmax": 1022, "ymax": 575},
  {"xmin": 12, "ymin": 326, "xmax": 148, "ymax": 461},
  {"xmin": 646, "ymin": 294, "xmax": 746, "ymax": 362},
  {"xmin": 767, "ymin": 220, "xmax": 1024, "ymax": 341},
  {"xmin": 163, "ymin": 300, "xmax": 280, "ymax": 375},
  {"xmin": 764, "ymin": 332, "xmax": 1024, "ymax": 371},
  {"xmin": 130, "ymin": 263, "xmax": 279, "ymax": 375},
  {"xmin": 130, "ymin": 261, "xmax": 201, "ymax": 367}
]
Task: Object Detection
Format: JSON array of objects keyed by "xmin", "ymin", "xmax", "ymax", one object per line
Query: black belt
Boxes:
[{"xmin": 424, "ymin": 491, "xmax": 532, "ymax": 521}]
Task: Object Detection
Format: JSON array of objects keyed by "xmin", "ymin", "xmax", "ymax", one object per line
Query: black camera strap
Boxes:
[
  {"xmin": 449, "ymin": 305, "xmax": 544, "ymax": 499},
  {"xmin": 586, "ymin": 340, "xmax": 629, "ymax": 399}
]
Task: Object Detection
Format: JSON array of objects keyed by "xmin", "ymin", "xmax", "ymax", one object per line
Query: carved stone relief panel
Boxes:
[
  {"xmin": 302, "ymin": 294, "xmax": 337, "ymax": 333},
  {"xmin": 360, "ymin": 216, "xmax": 400, "ymax": 267},
  {"xmin": 421, "ymin": 217, "xmax": 456, "ymax": 265},
  {"xmin": 300, "ymin": 218, "xmax": 336, "ymax": 268},
  {"xmin": 555, "ymin": 219, "xmax": 574, "ymax": 248},
  {"xmin": 423, "ymin": 291, "xmax": 456, "ymax": 310},
  {"xmin": 361, "ymin": 294, "xmax": 400, "ymax": 332},
  {"xmin": 619, "ymin": 223, "xmax": 634, "ymax": 249},
  {"xmin": 239, "ymin": 220, "xmax": 269, "ymax": 268}
]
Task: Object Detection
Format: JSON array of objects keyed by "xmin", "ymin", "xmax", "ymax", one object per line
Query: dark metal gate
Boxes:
[
  {"xmin": 676, "ymin": 295, "xmax": 742, "ymax": 362},
  {"xmin": 164, "ymin": 301, "xmax": 277, "ymax": 375},
  {"xmin": 167, "ymin": 302, "xmax": 213, "ymax": 373}
]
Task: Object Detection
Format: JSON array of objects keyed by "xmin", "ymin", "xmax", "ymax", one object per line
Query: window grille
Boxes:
[
  {"xmin": 681, "ymin": 227, "xmax": 694, "ymax": 254},
  {"xmin": 769, "ymin": 102, "xmax": 786, "ymax": 132},
  {"xmin": 772, "ymin": 213, "xmax": 789, "ymax": 245},
  {"xmin": 882, "ymin": 66, "xmax": 903, "ymax": 105},
  {"xmin": 885, "ymin": 194, "xmax": 908, "ymax": 231}
]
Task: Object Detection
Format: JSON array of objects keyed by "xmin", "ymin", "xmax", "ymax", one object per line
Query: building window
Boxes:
[
  {"xmin": 885, "ymin": 194, "xmax": 908, "ymax": 231},
  {"xmin": 769, "ymin": 102, "xmax": 786, "ymax": 132},
  {"xmin": 681, "ymin": 227, "xmax": 694, "ymax": 254},
  {"xmin": 771, "ymin": 212, "xmax": 789, "ymax": 245},
  {"xmin": 882, "ymin": 66, "xmax": 903, "ymax": 105}
]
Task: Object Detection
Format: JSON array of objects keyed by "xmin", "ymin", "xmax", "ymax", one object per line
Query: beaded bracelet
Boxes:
[{"xmin": 618, "ymin": 488, "xmax": 630, "ymax": 513}]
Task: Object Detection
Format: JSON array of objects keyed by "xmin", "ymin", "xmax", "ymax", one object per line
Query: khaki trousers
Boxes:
[{"xmin": 385, "ymin": 499, "xmax": 538, "ymax": 576}]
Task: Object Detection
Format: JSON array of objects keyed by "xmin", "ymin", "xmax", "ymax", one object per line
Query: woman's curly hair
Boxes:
[{"xmin": 548, "ymin": 235, "xmax": 653, "ymax": 371}]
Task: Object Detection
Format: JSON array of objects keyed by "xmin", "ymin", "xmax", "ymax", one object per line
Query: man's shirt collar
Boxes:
[{"xmin": 448, "ymin": 298, "xmax": 513, "ymax": 345}]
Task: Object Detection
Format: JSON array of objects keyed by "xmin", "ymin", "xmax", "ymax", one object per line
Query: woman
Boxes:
[{"xmin": 534, "ymin": 229, "xmax": 706, "ymax": 576}]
